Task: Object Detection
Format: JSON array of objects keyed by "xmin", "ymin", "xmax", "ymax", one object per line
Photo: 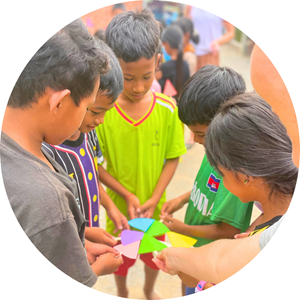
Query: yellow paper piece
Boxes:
[{"xmin": 167, "ymin": 232, "xmax": 197, "ymax": 248}]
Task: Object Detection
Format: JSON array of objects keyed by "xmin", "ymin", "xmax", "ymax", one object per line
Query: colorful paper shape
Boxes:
[
  {"xmin": 146, "ymin": 220, "xmax": 170, "ymax": 237},
  {"xmin": 138, "ymin": 234, "xmax": 168, "ymax": 254},
  {"xmin": 114, "ymin": 240, "xmax": 140, "ymax": 259},
  {"xmin": 128, "ymin": 218, "xmax": 155, "ymax": 232},
  {"xmin": 121, "ymin": 230, "xmax": 144, "ymax": 246},
  {"xmin": 166, "ymin": 231, "xmax": 197, "ymax": 248},
  {"xmin": 163, "ymin": 79, "xmax": 177, "ymax": 97}
]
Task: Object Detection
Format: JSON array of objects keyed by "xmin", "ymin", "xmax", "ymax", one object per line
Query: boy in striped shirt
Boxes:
[{"xmin": 43, "ymin": 40, "xmax": 130, "ymax": 256}]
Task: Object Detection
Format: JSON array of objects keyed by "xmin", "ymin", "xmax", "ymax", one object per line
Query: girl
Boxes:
[
  {"xmin": 174, "ymin": 17, "xmax": 199, "ymax": 76},
  {"xmin": 153, "ymin": 92, "xmax": 298, "ymax": 291},
  {"xmin": 205, "ymin": 92, "xmax": 298, "ymax": 236},
  {"xmin": 156, "ymin": 24, "xmax": 190, "ymax": 101}
]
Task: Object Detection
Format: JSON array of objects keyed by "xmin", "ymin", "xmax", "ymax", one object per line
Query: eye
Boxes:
[
  {"xmin": 124, "ymin": 78, "xmax": 133, "ymax": 81},
  {"xmin": 144, "ymin": 76, "xmax": 151, "ymax": 80}
]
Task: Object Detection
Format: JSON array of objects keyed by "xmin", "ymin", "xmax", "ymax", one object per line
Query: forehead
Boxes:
[
  {"xmin": 93, "ymin": 91, "xmax": 113, "ymax": 108},
  {"xmin": 188, "ymin": 123, "xmax": 208, "ymax": 133},
  {"xmin": 119, "ymin": 57, "xmax": 156, "ymax": 76}
]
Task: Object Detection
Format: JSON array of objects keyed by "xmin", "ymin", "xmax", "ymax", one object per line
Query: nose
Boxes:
[
  {"xmin": 95, "ymin": 114, "xmax": 105, "ymax": 125},
  {"xmin": 133, "ymin": 80, "xmax": 144, "ymax": 94},
  {"xmin": 194, "ymin": 135, "xmax": 204, "ymax": 146}
]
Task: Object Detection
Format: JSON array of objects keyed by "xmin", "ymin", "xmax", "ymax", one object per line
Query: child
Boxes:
[
  {"xmin": 96, "ymin": 9, "xmax": 186, "ymax": 299},
  {"xmin": 1, "ymin": 19, "xmax": 122, "ymax": 287},
  {"xmin": 160, "ymin": 65, "xmax": 253, "ymax": 295},
  {"xmin": 173, "ymin": 17, "xmax": 199, "ymax": 149},
  {"xmin": 205, "ymin": 92, "xmax": 297, "ymax": 236},
  {"xmin": 42, "ymin": 40, "xmax": 130, "ymax": 243},
  {"xmin": 174, "ymin": 17, "xmax": 199, "ymax": 76},
  {"xmin": 156, "ymin": 24, "xmax": 190, "ymax": 100}
]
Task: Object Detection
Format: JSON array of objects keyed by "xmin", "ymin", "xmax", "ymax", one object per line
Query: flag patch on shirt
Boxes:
[{"xmin": 206, "ymin": 173, "xmax": 221, "ymax": 193}]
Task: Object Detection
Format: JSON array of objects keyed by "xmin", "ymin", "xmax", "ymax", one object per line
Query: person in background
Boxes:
[
  {"xmin": 156, "ymin": 24, "xmax": 190, "ymax": 101},
  {"xmin": 174, "ymin": 17, "xmax": 199, "ymax": 76},
  {"xmin": 186, "ymin": 6, "xmax": 235, "ymax": 70},
  {"xmin": 112, "ymin": 3, "xmax": 126, "ymax": 17},
  {"xmin": 173, "ymin": 17, "xmax": 200, "ymax": 148}
]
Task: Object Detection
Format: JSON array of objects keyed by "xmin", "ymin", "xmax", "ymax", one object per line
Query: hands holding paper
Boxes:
[
  {"xmin": 160, "ymin": 215, "xmax": 186, "ymax": 234},
  {"xmin": 138, "ymin": 198, "xmax": 157, "ymax": 219}
]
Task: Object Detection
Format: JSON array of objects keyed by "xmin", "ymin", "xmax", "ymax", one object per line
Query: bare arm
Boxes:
[
  {"xmin": 217, "ymin": 21, "xmax": 235, "ymax": 45},
  {"xmin": 154, "ymin": 232, "xmax": 261, "ymax": 284},
  {"xmin": 98, "ymin": 165, "xmax": 131, "ymax": 199},
  {"xmin": 139, "ymin": 158, "xmax": 180, "ymax": 218},
  {"xmin": 162, "ymin": 216, "xmax": 241, "ymax": 240}
]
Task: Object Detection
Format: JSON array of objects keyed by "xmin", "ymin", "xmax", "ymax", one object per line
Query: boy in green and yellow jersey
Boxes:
[{"xmin": 95, "ymin": 9, "xmax": 186, "ymax": 300}]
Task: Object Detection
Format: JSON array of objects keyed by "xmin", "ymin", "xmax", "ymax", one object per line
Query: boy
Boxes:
[
  {"xmin": 160, "ymin": 65, "xmax": 254, "ymax": 294},
  {"xmin": 42, "ymin": 40, "xmax": 131, "ymax": 244},
  {"xmin": 1, "ymin": 19, "xmax": 122, "ymax": 287},
  {"xmin": 96, "ymin": 9, "xmax": 186, "ymax": 299}
]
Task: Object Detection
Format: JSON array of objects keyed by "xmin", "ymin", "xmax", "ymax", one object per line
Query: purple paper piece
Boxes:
[{"xmin": 121, "ymin": 230, "xmax": 144, "ymax": 246}]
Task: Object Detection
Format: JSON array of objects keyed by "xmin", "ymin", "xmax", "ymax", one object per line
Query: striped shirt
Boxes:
[{"xmin": 42, "ymin": 130, "xmax": 103, "ymax": 227}]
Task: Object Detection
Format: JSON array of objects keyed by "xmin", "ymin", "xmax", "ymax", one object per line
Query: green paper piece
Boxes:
[
  {"xmin": 138, "ymin": 233, "xmax": 168, "ymax": 254},
  {"xmin": 146, "ymin": 220, "xmax": 170, "ymax": 237}
]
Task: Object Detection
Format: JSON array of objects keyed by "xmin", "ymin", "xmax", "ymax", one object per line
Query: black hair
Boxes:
[
  {"xmin": 178, "ymin": 65, "xmax": 246, "ymax": 125},
  {"xmin": 112, "ymin": 3, "xmax": 126, "ymax": 13},
  {"xmin": 9, "ymin": 19, "xmax": 109, "ymax": 108},
  {"xmin": 94, "ymin": 29, "xmax": 105, "ymax": 41},
  {"xmin": 173, "ymin": 17, "xmax": 199, "ymax": 44},
  {"xmin": 205, "ymin": 92, "xmax": 298, "ymax": 198},
  {"xmin": 96, "ymin": 40, "xmax": 123, "ymax": 102},
  {"xmin": 105, "ymin": 8, "xmax": 161, "ymax": 62},
  {"xmin": 161, "ymin": 25, "xmax": 184, "ymax": 97}
]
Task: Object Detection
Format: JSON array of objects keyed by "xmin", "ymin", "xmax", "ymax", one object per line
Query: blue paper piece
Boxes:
[{"xmin": 128, "ymin": 218, "xmax": 155, "ymax": 232}]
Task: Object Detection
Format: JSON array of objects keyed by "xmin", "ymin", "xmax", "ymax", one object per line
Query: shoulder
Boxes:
[{"xmin": 154, "ymin": 93, "xmax": 177, "ymax": 113}]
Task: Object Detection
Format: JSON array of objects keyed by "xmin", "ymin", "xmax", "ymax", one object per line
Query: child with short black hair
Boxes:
[
  {"xmin": 96, "ymin": 9, "xmax": 186, "ymax": 299},
  {"xmin": 160, "ymin": 65, "xmax": 253, "ymax": 295},
  {"xmin": 1, "ymin": 19, "xmax": 122, "ymax": 286}
]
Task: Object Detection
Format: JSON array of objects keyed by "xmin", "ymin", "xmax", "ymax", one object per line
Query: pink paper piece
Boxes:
[
  {"xmin": 121, "ymin": 230, "xmax": 144, "ymax": 246},
  {"xmin": 114, "ymin": 240, "xmax": 140, "ymax": 259}
]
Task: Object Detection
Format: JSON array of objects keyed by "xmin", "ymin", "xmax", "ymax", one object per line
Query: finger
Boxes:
[
  {"xmin": 102, "ymin": 234, "xmax": 118, "ymax": 247},
  {"xmin": 122, "ymin": 218, "xmax": 130, "ymax": 230},
  {"xmin": 162, "ymin": 215, "xmax": 172, "ymax": 222},
  {"xmin": 128, "ymin": 207, "xmax": 136, "ymax": 220}
]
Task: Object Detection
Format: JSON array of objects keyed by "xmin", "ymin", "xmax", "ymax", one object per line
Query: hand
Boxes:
[
  {"xmin": 161, "ymin": 197, "xmax": 184, "ymax": 217},
  {"xmin": 138, "ymin": 199, "xmax": 157, "ymax": 219},
  {"xmin": 94, "ymin": 252, "xmax": 123, "ymax": 275},
  {"xmin": 160, "ymin": 215, "xmax": 185, "ymax": 234},
  {"xmin": 234, "ymin": 232, "xmax": 251, "ymax": 239},
  {"xmin": 126, "ymin": 194, "xmax": 141, "ymax": 220},
  {"xmin": 85, "ymin": 227, "xmax": 117, "ymax": 247},
  {"xmin": 152, "ymin": 248, "xmax": 179, "ymax": 275},
  {"xmin": 210, "ymin": 40, "xmax": 220, "ymax": 56},
  {"xmin": 107, "ymin": 205, "xmax": 130, "ymax": 234},
  {"xmin": 85, "ymin": 240, "xmax": 120, "ymax": 264}
]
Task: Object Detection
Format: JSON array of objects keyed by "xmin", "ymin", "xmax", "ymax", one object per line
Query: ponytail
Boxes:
[{"xmin": 175, "ymin": 45, "xmax": 184, "ymax": 97}]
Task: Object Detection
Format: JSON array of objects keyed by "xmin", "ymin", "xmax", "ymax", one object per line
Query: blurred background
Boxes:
[{"xmin": 82, "ymin": 1, "xmax": 260, "ymax": 298}]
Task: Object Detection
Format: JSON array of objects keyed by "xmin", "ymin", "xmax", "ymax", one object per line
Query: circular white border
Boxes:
[{"xmin": 1, "ymin": 1, "xmax": 299, "ymax": 299}]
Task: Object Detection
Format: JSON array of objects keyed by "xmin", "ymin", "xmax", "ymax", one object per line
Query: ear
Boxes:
[
  {"xmin": 155, "ymin": 53, "xmax": 162, "ymax": 68},
  {"xmin": 49, "ymin": 89, "xmax": 71, "ymax": 116}
]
